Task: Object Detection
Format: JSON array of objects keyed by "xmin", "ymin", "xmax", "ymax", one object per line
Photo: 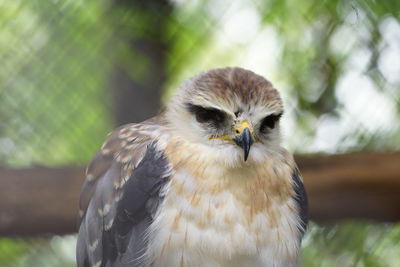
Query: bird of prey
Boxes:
[{"xmin": 77, "ymin": 67, "xmax": 308, "ymax": 267}]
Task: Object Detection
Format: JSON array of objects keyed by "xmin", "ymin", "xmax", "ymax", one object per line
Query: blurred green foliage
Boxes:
[
  {"xmin": 0, "ymin": 0, "xmax": 399, "ymax": 266},
  {"xmin": 0, "ymin": 236, "xmax": 76, "ymax": 267},
  {"xmin": 303, "ymin": 221, "xmax": 400, "ymax": 267},
  {"xmin": 0, "ymin": 0, "xmax": 113, "ymax": 166}
]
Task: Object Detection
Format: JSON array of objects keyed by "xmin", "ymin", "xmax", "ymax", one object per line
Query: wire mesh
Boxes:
[{"xmin": 0, "ymin": 0, "xmax": 400, "ymax": 266}]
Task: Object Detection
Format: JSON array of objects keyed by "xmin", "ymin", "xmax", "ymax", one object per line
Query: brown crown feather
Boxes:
[{"xmin": 186, "ymin": 67, "xmax": 282, "ymax": 107}]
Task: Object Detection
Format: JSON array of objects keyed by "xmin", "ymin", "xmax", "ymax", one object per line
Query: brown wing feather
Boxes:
[{"xmin": 78, "ymin": 118, "xmax": 162, "ymax": 221}]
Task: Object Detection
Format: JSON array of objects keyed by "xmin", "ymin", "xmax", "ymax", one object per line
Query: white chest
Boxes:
[{"xmin": 145, "ymin": 167, "xmax": 301, "ymax": 267}]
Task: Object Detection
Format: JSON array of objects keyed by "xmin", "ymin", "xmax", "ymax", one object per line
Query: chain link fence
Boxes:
[{"xmin": 1, "ymin": 0, "xmax": 400, "ymax": 266}]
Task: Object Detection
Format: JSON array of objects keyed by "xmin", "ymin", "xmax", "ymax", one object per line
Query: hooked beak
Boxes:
[
  {"xmin": 232, "ymin": 121, "xmax": 254, "ymax": 161},
  {"xmin": 208, "ymin": 120, "xmax": 255, "ymax": 161}
]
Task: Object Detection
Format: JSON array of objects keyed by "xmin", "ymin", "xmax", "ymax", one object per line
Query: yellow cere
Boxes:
[
  {"xmin": 209, "ymin": 120, "xmax": 254, "ymax": 142},
  {"xmin": 235, "ymin": 120, "xmax": 254, "ymax": 135}
]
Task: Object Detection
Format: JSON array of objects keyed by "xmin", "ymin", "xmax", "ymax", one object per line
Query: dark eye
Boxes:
[
  {"xmin": 260, "ymin": 113, "xmax": 282, "ymax": 132},
  {"xmin": 186, "ymin": 103, "xmax": 227, "ymax": 125}
]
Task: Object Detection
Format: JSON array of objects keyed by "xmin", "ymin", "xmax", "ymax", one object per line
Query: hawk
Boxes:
[{"xmin": 76, "ymin": 67, "xmax": 308, "ymax": 267}]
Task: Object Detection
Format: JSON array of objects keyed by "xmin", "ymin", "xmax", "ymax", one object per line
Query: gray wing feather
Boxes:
[
  {"xmin": 77, "ymin": 120, "xmax": 170, "ymax": 267},
  {"xmin": 292, "ymin": 168, "xmax": 308, "ymax": 240}
]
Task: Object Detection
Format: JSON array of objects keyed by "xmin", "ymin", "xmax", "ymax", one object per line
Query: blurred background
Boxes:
[{"xmin": 0, "ymin": 0, "xmax": 400, "ymax": 266}]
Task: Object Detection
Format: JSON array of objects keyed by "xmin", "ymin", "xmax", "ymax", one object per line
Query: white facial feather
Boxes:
[{"xmin": 165, "ymin": 73, "xmax": 284, "ymax": 167}]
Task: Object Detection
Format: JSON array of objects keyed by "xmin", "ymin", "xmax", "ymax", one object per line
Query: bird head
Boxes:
[{"xmin": 166, "ymin": 67, "xmax": 284, "ymax": 165}]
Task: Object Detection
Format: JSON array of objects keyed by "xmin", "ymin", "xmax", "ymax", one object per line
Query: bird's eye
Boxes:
[
  {"xmin": 186, "ymin": 104, "xmax": 227, "ymax": 125},
  {"xmin": 260, "ymin": 112, "xmax": 283, "ymax": 132}
]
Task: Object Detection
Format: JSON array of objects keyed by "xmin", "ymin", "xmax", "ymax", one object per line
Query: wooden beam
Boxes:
[
  {"xmin": 1, "ymin": 152, "xmax": 400, "ymax": 236},
  {"xmin": 0, "ymin": 166, "xmax": 83, "ymax": 236},
  {"xmin": 296, "ymin": 152, "xmax": 400, "ymax": 222}
]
